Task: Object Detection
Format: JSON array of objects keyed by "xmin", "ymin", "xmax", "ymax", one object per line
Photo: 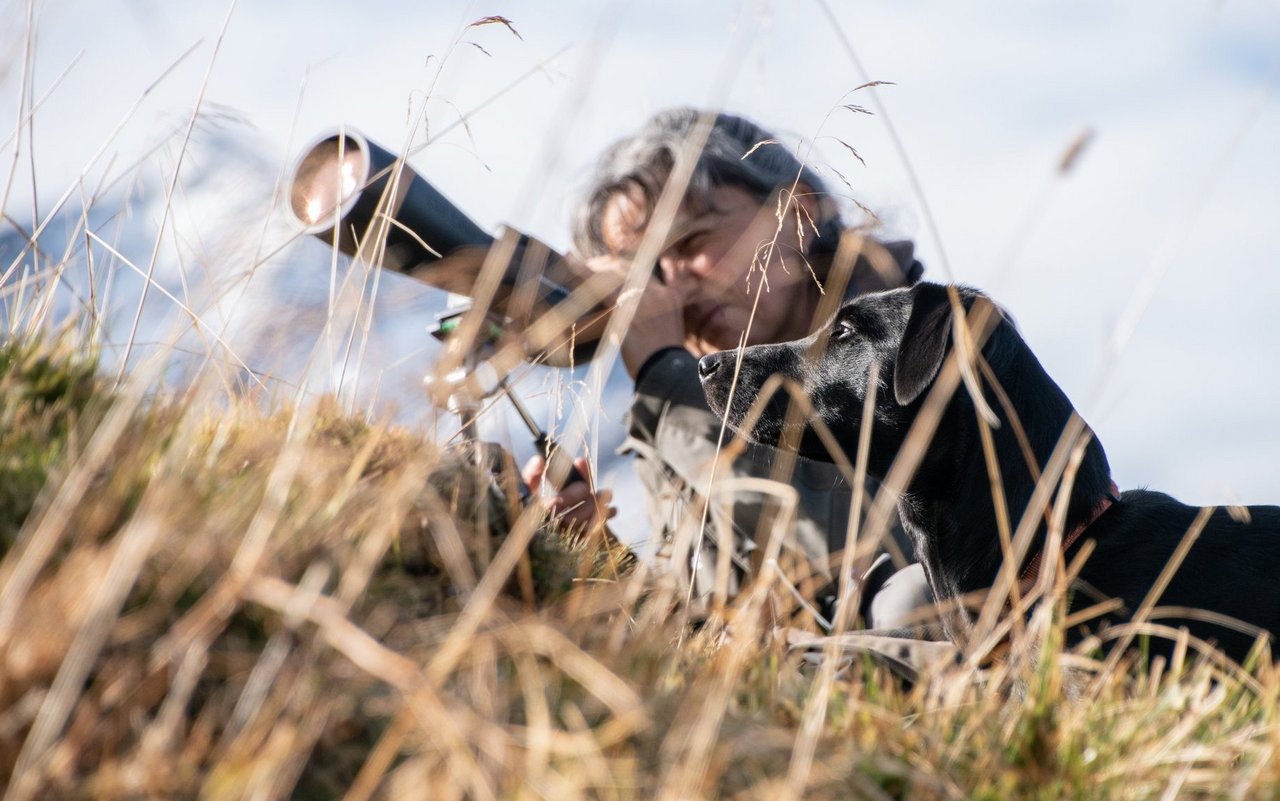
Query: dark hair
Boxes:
[{"xmin": 572, "ymin": 107, "xmax": 841, "ymax": 259}]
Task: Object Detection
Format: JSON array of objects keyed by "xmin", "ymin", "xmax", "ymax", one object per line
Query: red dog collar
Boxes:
[{"xmin": 1019, "ymin": 480, "xmax": 1120, "ymax": 584}]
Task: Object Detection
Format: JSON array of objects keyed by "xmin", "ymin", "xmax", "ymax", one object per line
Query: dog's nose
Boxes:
[{"xmin": 697, "ymin": 353, "xmax": 722, "ymax": 380}]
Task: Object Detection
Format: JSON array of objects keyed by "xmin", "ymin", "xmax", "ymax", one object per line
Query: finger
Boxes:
[
  {"xmin": 560, "ymin": 507, "xmax": 597, "ymax": 529},
  {"xmin": 521, "ymin": 454, "xmax": 546, "ymax": 493},
  {"xmin": 554, "ymin": 498, "xmax": 597, "ymax": 528},
  {"xmin": 571, "ymin": 456, "xmax": 594, "ymax": 487},
  {"xmin": 549, "ymin": 481, "xmax": 592, "ymax": 515}
]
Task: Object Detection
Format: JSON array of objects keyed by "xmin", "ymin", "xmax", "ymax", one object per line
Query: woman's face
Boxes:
[{"xmin": 600, "ymin": 183, "xmax": 820, "ymax": 356}]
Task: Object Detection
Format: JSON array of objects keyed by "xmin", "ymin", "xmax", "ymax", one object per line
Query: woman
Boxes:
[{"xmin": 527, "ymin": 107, "xmax": 929, "ymax": 627}]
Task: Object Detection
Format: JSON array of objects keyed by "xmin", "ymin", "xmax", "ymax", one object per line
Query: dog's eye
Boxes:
[{"xmin": 832, "ymin": 319, "xmax": 855, "ymax": 342}]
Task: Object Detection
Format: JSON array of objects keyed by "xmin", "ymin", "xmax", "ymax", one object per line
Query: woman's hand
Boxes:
[{"xmin": 521, "ymin": 454, "xmax": 617, "ymax": 530}]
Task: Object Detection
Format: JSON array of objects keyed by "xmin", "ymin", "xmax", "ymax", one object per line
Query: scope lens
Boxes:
[{"xmin": 289, "ymin": 135, "xmax": 368, "ymax": 227}]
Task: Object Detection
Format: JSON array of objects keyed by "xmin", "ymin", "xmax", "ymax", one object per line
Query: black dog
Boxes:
[{"xmin": 700, "ymin": 281, "xmax": 1280, "ymax": 664}]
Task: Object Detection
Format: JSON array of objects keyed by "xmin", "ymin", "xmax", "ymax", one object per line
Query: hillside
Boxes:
[{"xmin": 0, "ymin": 339, "xmax": 1276, "ymax": 800}]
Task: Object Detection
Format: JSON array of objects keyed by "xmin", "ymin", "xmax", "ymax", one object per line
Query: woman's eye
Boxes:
[{"xmin": 676, "ymin": 232, "xmax": 707, "ymax": 255}]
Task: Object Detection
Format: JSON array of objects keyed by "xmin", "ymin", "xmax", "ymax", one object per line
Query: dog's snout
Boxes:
[{"xmin": 698, "ymin": 353, "xmax": 722, "ymax": 381}]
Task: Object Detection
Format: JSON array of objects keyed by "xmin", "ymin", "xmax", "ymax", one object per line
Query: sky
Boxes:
[{"xmin": 3, "ymin": 0, "xmax": 1279, "ymax": 550}]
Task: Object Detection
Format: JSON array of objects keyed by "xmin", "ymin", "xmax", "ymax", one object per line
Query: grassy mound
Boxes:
[
  {"xmin": 0, "ymin": 339, "xmax": 635, "ymax": 797},
  {"xmin": 0, "ymin": 339, "xmax": 1276, "ymax": 800}
]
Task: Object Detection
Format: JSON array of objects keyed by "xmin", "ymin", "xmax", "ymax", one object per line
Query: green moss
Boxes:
[{"xmin": 0, "ymin": 339, "xmax": 102, "ymax": 552}]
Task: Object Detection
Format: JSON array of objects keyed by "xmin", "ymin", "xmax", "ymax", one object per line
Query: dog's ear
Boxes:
[{"xmin": 894, "ymin": 283, "xmax": 954, "ymax": 405}]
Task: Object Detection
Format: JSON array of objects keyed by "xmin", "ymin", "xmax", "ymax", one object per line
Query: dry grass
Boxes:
[
  {"xmin": 3, "ymin": 11, "xmax": 1278, "ymax": 800},
  {"xmin": 0, "ymin": 337, "xmax": 639, "ymax": 798},
  {"xmin": 0, "ymin": 336, "xmax": 1276, "ymax": 800}
]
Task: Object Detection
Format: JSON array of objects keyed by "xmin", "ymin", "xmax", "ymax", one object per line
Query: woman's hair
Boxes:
[{"xmin": 572, "ymin": 107, "xmax": 841, "ymax": 258}]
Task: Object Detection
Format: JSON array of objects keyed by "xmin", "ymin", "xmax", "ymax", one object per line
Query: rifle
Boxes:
[
  {"xmin": 286, "ymin": 128, "xmax": 607, "ymax": 368},
  {"xmin": 287, "ymin": 128, "xmax": 599, "ymax": 497}
]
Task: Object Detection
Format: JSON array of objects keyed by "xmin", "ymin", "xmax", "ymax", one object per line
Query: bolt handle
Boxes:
[{"xmin": 535, "ymin": 433, "xmax": 588, "ymax": 491}]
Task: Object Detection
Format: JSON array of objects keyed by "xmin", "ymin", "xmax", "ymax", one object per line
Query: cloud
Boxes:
[{"xmin": 7, "ymin": 0, "xmax": 1278, "ymax": 547}]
